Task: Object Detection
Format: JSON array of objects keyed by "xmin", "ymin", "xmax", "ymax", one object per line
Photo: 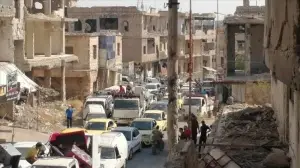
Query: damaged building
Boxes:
[{"xmin": 264, "ymin": 0, "xmax": 300, "ymax": 167}]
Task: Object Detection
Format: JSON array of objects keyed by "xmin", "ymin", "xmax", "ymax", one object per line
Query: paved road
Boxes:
[{"xmin": 1, "ymin": 119, "xmax": 215, "ymax": 168}]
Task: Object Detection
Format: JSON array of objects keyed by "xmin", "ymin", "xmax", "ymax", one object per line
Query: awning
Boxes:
[
  {"xmin": 0, "ymin": 62, "xmax": 38, "ymax": 92},
  {"xmin": 203, "ymin": 66, "xmax": 217, "ymax": 72}
]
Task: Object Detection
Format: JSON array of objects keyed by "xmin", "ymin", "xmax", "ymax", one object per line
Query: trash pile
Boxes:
[
  {"xmin": 1, "ymin": 101, "xmax": 66, "ymax": 133},
  {"xmin": 39, "ymin": 87, "xmax": 60, "ymax": 102},
  {"xmin": 215, "ymin": 103, "xmax": 284, "ymax": 168}
]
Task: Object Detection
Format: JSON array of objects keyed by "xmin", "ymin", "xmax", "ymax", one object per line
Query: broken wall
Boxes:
[{"xmin": 0, "ymin": 19, "xmax": 14, "ymax": 62}]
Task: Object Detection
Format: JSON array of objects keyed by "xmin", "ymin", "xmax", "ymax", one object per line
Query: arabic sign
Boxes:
[{"xmin": 6, "ymin": 71, "xmax": 20, "ymax": 101}]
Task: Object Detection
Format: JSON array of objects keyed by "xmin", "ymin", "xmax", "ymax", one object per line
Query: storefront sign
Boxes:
[{"xmin": 6, "ymin": 71, "xmax": 20, "ymax": 101}]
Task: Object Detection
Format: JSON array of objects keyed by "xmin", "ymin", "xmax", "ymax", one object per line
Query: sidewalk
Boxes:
[{"xmin": 0, "ymin": 126, "xmax": 49, "ymax": 142}]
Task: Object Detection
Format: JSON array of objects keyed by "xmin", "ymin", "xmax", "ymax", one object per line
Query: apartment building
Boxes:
[
  {"xmin": 67, "ymin": 6, "xmax": 163, "ymax": 79},
  {"xmin": 158, "ymin": 11, "xmax": 187, "ymax": 76},
  {"xmin": 265, "ymin": 0, "xmax": 300, "ymax": 167}
]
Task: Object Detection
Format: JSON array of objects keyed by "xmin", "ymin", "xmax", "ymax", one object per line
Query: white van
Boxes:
[
  {"xmin": 83, "ymin": 104, "xmax": 106, "ymax": 126},
  {"xmin": 99, "ymin": 132, "xmax": 128, "ymax": 168},
  {"xmin": 32, "ymin": 157, "xmax": 80, "ymax": 168}
]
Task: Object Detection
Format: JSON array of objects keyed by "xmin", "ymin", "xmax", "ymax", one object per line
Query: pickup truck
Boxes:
[{"xmin": 181, "ymin": 94, "xmax": 214, "ymax": 116}]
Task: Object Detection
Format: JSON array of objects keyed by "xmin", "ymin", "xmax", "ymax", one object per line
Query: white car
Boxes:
[
  {"xmin": 111, "ymin": 127, "xmax": 142, "ymax": 160},
  {"xmin": 13, "ymin": 142, "xmax": 49, "ymax": 168},
  {"xmin": 145, "ymin": 83, "xmax": 161, "ymax": 94}
]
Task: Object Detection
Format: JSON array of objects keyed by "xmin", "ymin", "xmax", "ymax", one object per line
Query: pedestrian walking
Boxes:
[
  {"xmin": 66, "ymin": 105, "xmax": 74, "ymax": 128},
  {"xmin": 191, "ymin": 115, "xmax": 200, "ymax": 144},
  {"xmin": 198, "ymin": 120, "xmax": 211, "ymax": 153}
]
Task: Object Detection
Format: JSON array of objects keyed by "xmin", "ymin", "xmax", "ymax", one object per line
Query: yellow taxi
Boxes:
[
  {"xmin": 143, "ymin": 110, "xmax": 167, "ymax": 131},
  {"xmin": 84, "ymin": 118, "xmax": 117, "ymax": 135},
  {"xmin": 60, "ymin": 127, "xmax": 86, "ymax": 134}
]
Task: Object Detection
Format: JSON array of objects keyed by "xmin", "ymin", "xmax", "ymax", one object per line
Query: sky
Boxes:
[{"xmin": 76, "ymin": 0, "xmax": 265, "ymax": 20}]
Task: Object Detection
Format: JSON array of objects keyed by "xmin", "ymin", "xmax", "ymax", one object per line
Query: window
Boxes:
[
  {"xmin": 93, "ymin": 45, "xmax": 97, "ymax": 59},
  {"xmin": 221, "ymin": 57, "xmax": 224, "ymax": 66},
  {"xmin": 187, "ymin": 42, "xmax": 190, "ymax": 48},
  {"xmin": 112, "ymin": 130, "xmax": 131, "ymax": 141},
  {"xmin": 153, "ymin": 25, "xmax": 156, "ymax": 31},
  {"xmin": 203, "ymin": 60, "xmax": 207, "ymax": 66},
  {"xmin": 100, "ymin": 18, "xmax": 118, "ymax": 30},
  {"xmin": 143, "ymin": 113, "xmax": 162, "ymax": 120},
  {"xmin": 101, "ymin": 147, "xmax": 116, "ymax": 159},
  {"xmin": 183, "ymin": 99, "xmax": 200, "ymax": 106},
  {"xmin": 117, "ymin": 43, "xmax": 120, "ymax": 56},
  {"xmin": 65, "ymin": 46, "xmax": 74, "ymax": 54},
  {"xmin": 143, "ymin": 46, "xmax": 146, "ymax": 54},
  {"xmin": 130, "ymin": 121, "xmax": 153, "ymax": 130},
  {"xmin": 14, "ymin": 0, "xmax": 20, "ymax": 18},
  {"xmin": 237, "ymin": 40, "xmax": 245, "ymax": 50},
  {"xmin": 74, "ymin": 20, "xmax": 82, "ymax": 31},
  {"xmin": 133, "ymin": 129, "xmax": 140, "ymax": 137},
  {"xmin": 85, "ymin": 122, "xmax": 106, "ymax": 130},
  {"xmin": 123, "ymin": 21, "xmax": 129, "ymax": 31},
  {"xmin": 114, "ymin": 99, "xmax": 139, "ymax": 109}
]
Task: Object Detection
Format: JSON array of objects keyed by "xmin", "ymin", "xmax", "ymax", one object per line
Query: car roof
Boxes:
[
  {"xmin": 13, "ymin": 142, "xmax": 43, "ymax": 147},
  {"xmin": 61, "ymin": 127, "xmax": 86, "ymax": 133},
  {"xmin": 86, "ymin": 97, "xmax": 106, "ymax": 101},
  {"xmin": 112, "ymin": 127, "xmax": 135, "ymax": 131},
  {"xmin": 151, "ymin": 101, "xmax": 168, "ymax": 105},
  {"xmin": 99, "ymin": 132, "xmax": 124, "ymax": 147},
  {"xmin": 88, "ymin": 118, "xmax": 113, "ymax": 122},
  {"xmin": 144, "ymin": 110, "xmax": 164, "ymax": 114},
  {"xmin": 133, "ymin": 118, "xmax": 155, "ymax": 122},
  {"xmin": 146, "ymin": 83, "xmax": 160, "ymax": 86},
  {"xmin": 33, "ymin": 157, "xmax": 76, "ymax": 166}
]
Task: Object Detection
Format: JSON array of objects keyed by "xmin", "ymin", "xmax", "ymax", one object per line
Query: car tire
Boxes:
[
  {"xmin": 128, "ymin": 149, "xmax": 133, "ymax": 160},
  {"xmin": 137, "ymin": 143, "xmax": 142, "ymax": 152},
  {"xmin": 122, "ymin": 160, "xmax": 127, "ymax": 168}
]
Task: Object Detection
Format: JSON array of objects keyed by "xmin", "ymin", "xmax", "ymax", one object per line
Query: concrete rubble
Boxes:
[
  {"xmin": 1, "ymin": 88, "xmax": 67, "ymax": 134},
  {"xmin": 214, "ymin": 103, "xmax": 287, "ymax": 168}
]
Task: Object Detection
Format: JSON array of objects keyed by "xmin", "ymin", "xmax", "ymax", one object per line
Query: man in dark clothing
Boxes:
[
  {"xmin": 198, "ymin": 120, "xmax": 211, "ymax": 153},
  {"xmin": 66, "ymin": 105, "xmax": 74, "ymax": 128},
  {"xmin": 191, "ymin": 115, "xmax": 200, "ymax": 144}
]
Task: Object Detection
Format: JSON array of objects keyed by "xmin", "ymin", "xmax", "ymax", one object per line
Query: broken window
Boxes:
[
  {"xmin": 100, "ymin": 18, "xmax": 118, "ymax": 30},
  {"xmin": 74, "ymin": 20, "xmax": 82, "ymax": 31},
  {"xmin": 65, "ymin": 46, "xmax": 74, "ymax": 54},
  {"xmin": 93, "ymin": 45, "xmax": 97, "ymax": 59},
  {"xmin": 237, "ymin": 40, "xmax": 245, "ymax": 51},
  {"xmin": 123, "ymin": 21, "xmax": 129, "ymax": 31},
  {"xmin": 143, "ymin": 46, "xmax": 146, "ymax": 54},
  {"xmin": 117, "ymin": 43, "xmax": 120, "ymax": 56},
  {"xmin": 85, "ymin": 19, "xmax": 97, "ymax": 33}
]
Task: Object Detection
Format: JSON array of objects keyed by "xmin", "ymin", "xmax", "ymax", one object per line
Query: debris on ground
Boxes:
[
  {"xmin": 39, "ymin": 87, "xmax": 60, "ymax": 102},
  {"xmin": 0, "ymin": 101, "xmax": 66, "ymax": 133},
  {"xmin": 214, "ymin": 103, "xmax": 287, "ymax": 168}
]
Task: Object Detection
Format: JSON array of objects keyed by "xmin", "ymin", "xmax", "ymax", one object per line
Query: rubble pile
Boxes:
[
  {"xmin": 216, "ymin": 104, "xmax": 282, "ymax": 168},
  {"xmin": 39, "ymin": 87, "xmax": 60, "ymax": 102},
  {"xmin": 1, "ymin": 101, "xmax": 66, "ymax": 133}
]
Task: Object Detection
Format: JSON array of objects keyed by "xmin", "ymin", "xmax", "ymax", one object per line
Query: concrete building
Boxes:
[
  {"xmin": 158, "ymin": 11, "xmax": 187, "ymax": 76},
  {"xmin": 13, "ymin": 0, "xmax": 79, "ymax": 102},
  {"xmin": 265, "ymin": 0, "xmax": 300, "ymax": 167},
  {"xmin": 223, "ymin": 5, "xmax": 268, "ymax": 77},
  {"xmin": 66, "ymin": 6, "xmax": 160, "ymax": 80}
]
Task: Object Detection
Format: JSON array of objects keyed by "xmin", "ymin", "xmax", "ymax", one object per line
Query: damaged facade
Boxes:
[{"xmin": 264, "ymin": 0, "xmax": 300, "ymax": 167}]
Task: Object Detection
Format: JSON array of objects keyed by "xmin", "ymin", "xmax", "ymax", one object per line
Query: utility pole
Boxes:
[
  {"xmin": 167, "ymin": 0, "xmax": 179, "ymax": 155},
  {"xmin": 188, "ymin": 0, "xmax": 193, "ymax": 128}
]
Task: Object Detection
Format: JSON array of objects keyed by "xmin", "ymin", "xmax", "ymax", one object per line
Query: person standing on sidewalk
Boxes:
[
  {"xmin": 198, "ymin": 120, "xmax": 211, "ymax": 153},
  {"xmin": 191, "ymin": 115, "xmax": 200, "ymax": 144},
  {"xmin": 66, "ymin": 105, "xmax": 74, "ymax": 128}
]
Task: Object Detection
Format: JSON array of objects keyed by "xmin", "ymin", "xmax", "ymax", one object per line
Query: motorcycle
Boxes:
[{"xmin": 151, "ymin": 135, "xmax": 164, "ymax": 155}]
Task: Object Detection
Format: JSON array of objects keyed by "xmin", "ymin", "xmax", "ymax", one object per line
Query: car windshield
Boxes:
[
  {"xmin": 202, "ymin": 82, "xmax": 212, "ymax": 87},
  {"xmin": 85, "ymin": 113, "xmax": 106, "ymax": 120},
  {"xmin": 112, "ymin": 130, "xmax": 131, "ymax": 141},
  {"xmin": 146, "ymin": 85, "xmax": 157, "ymax": 90},
  {"xmin": 114, "ymin": 100, "xmax": 138, "ymax": 109},
  {"xmin": 101, "ymin": 147, "xmax": 116, "ymax": 159},
  {"xmin": 85, "ymin": 122, "xmax": 106, "ymax": 130},
  {"xmin": 85, "ymin": 101, "xmax": 104, "ymax": 108},
  {"xmin": 15, "ymin": 147, "xmax": 30, "ymax": 159},
  {"xmin": 183, "ymin": 99, "xmax": 200, "ymax": 106},
  {"xmin": 144, "ymin": 113, "xmax": 162, "ymax": 120},
  {"xmin": 131, "ymin": 121, "xmax": 153, "ymax": 130},
  {"xmin": 149, "ymin": 103, "xmax": 168, "ymax": 111}
]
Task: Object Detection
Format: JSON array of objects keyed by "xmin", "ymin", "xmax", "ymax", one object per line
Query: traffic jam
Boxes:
[{"xmin": 0, "ymin": 76, "xmax": 215, "ymax": 168}]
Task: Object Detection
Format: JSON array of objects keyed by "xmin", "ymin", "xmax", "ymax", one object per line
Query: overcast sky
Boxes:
[{"xmin": 76, "ymin": 0, "xmax": 265, "ymax": 19}]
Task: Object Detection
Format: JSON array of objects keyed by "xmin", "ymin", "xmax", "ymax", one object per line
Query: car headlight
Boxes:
[{"xmin": 100, "ymin": 164, "xmax": 104, "ymax": 168}]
